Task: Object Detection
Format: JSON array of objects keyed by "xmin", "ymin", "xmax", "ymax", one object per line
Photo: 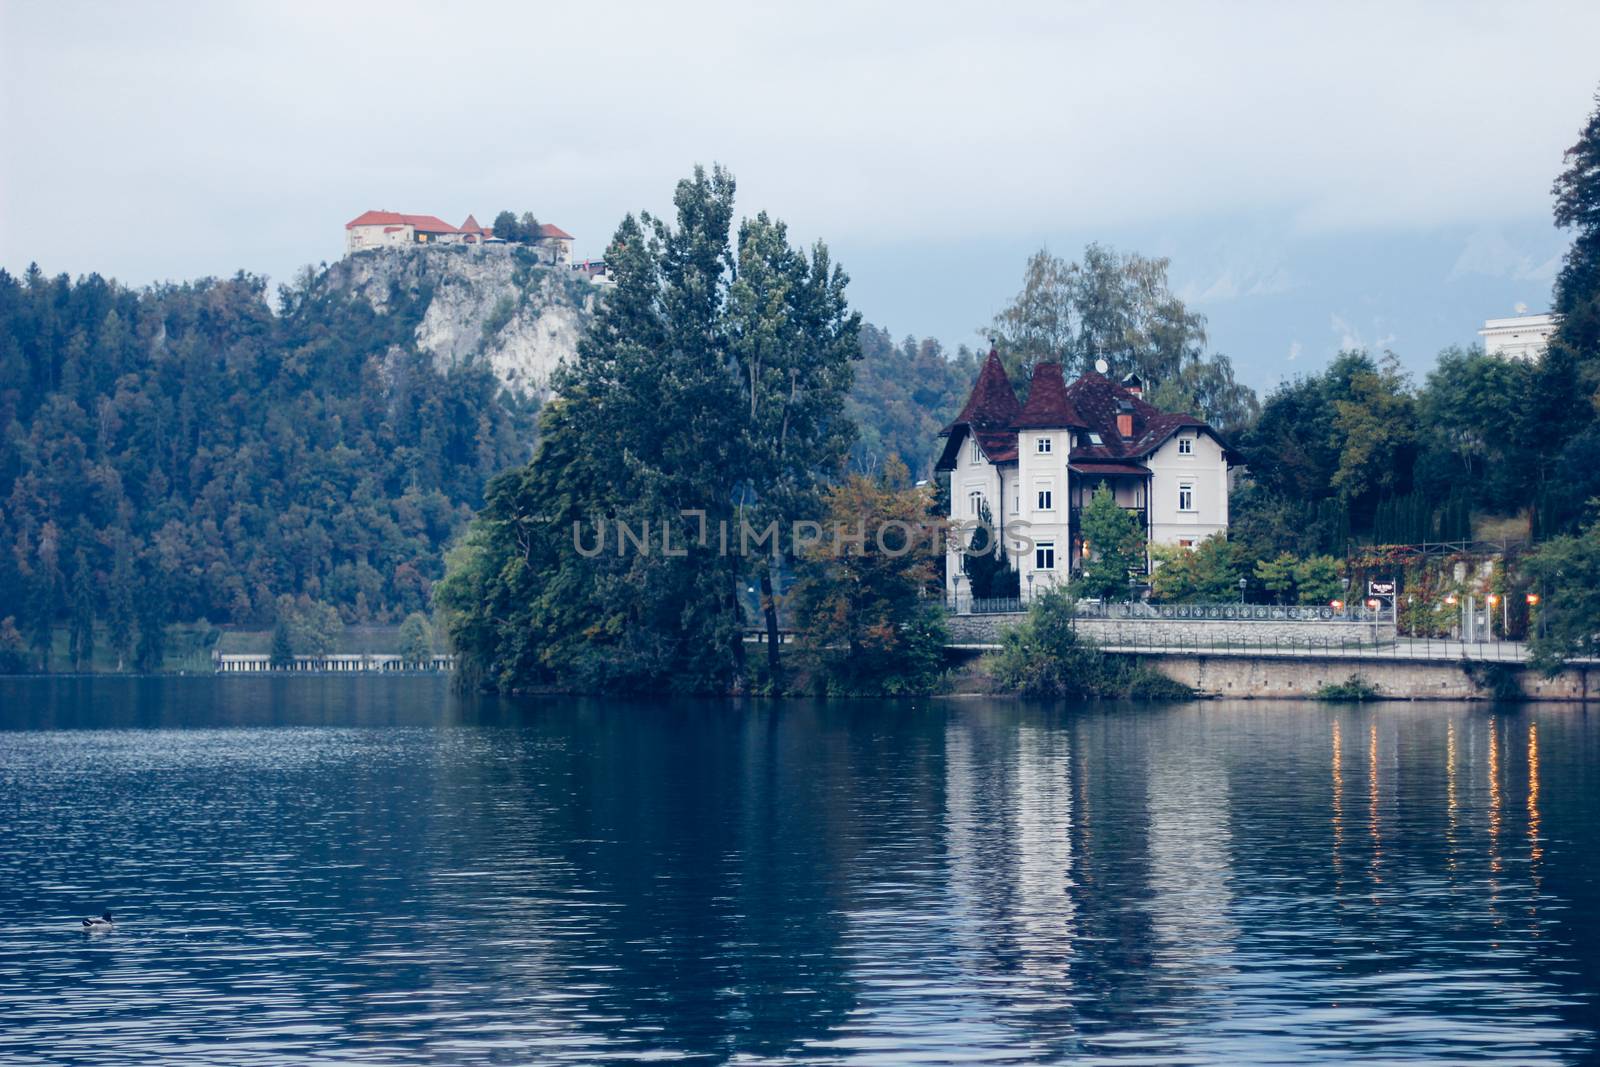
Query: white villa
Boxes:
[
  {"xmin": 1479, "ymin": 310, "xmax": 1556, "ymax": 362},
  {"xmin": 936, "ymin": 348, "xmax": 1235, "ymax": 602},
  {"xmin": 344, "ymin": 211, "xmax": 575, "ymax": 266}
]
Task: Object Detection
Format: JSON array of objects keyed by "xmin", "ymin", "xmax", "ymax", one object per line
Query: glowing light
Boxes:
[
  {"xmin": 1331, "ymin": 599, "xmax": 1344, "ymax": 611},
  {"xmin": 1526, "ymin": 593, "xmax": 1540, "ymax": 606},
  {"xmin": 1487, "ymin": 593, "xmax": 1500, "ymax": 606},
  {"xmin": 1445, "ymin": 594, "xmax": 1458, "ymax": 606}
]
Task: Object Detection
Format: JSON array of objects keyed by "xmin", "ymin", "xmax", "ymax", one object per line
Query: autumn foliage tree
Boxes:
[{"xmin": 789, "ymin": 459, "xmax": 948, "ymax": 695}]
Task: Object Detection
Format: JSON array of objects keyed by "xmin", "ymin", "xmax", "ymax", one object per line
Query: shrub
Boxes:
[
  {"xmin": 1317, "ymin": 674, "xmax": 1380, "ymax": 702},
  {"xmin": 988, "ymin": 586, "xmax": 1195, "ymax": 700}
]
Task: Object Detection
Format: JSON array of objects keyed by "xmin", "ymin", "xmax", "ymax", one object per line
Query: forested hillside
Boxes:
[
  {"xmin": 0, "ymin": 249, "xmax": 973, "ymax": 669},
  {"xmin": 0, "ymin": 263, "xmax": 539, "ymax": 667}
]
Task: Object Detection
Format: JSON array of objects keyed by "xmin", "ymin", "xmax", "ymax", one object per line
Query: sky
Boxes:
[{"xmin": 2, "ymin": 0, "xmax": 1596, "ymax": 390}]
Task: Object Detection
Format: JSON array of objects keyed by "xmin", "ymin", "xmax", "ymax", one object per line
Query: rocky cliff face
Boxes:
[{"xmin": 326, "ymin": 245, "xmax": 596, "ymax": 398}]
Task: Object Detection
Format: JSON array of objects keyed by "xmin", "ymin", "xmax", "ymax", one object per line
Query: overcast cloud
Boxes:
[{"xmin": 2, "ymin": 0, "xmax": 1596, "ymax": 386}]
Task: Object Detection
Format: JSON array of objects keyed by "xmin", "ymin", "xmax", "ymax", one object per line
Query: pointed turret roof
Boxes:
[
  {"xmin": 945, "ymin": 346, "xmax": 1021, "ymax": 433},
  {"xmin": 460, "ymin": 214, "xmax": 483, "ymax": 234},
  {"xmin": 1013, "ymin": 362, "xmax": 1086, "ymax": 429}
]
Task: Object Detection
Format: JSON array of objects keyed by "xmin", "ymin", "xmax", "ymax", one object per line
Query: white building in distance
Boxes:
[
  {"xmin": 1480, "ymin": 310, "xmax": 1557, "ymax": 362},
  {"xmin": 935, "ymin": 348, "xmax": 1235, "ymax": 602}
]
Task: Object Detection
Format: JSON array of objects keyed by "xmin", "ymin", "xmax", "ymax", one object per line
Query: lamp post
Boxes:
[
  {"xmin": 953, "ymin": 574, "xmax": 964, "ymax": 615},
  {"xmin": 1237, "ymin": 576, "xmax": 1247, "ymax": 605},
  {"xmin": 1026, "ymin": 572, "xmax": 1034, "ymax": 604}
]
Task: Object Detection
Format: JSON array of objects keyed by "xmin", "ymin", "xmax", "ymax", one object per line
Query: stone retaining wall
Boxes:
[
  {"xmin": 1144, "ymin": 653, "xmax": 1594, "ymax": 701},
  {"xmin": 946, "ymin": 612, "xmax": 1391, "ymax": 649}
]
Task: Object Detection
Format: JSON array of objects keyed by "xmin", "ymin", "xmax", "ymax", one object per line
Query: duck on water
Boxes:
[{"xmin": 81, "ymin": 912, "xmax": 114, "ymax": 932}]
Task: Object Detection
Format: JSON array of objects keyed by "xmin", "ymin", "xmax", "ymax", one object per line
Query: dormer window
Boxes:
[
  {"xmin": 1178, "ymin": 436, "xmax": 1193, "ymax": 455},
  {"xmin": 1037, "ymin": 437, "xmax": 1052, "ymax": 454},
  {"xmin": 1087, "ymin": 432, "xmax": 1103, "ymax": 446}
]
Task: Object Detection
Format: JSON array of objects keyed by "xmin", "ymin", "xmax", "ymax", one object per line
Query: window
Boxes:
[
  {"xmin": 1087, "ymin": 432, "xmax": 1103, "ymax": 445},
  {"xmin": 968, "ymin": 490, "xmax": 984, "ymax": 516},
  {"xmin": 970, "ymin": 438, "xmax": 981, "ymax": 464},
  {"xmin": 1035, "ymin": 541, "xmax": 1056, "ymax": 570},
  {"xmin": 1178, "ymin": 436, "xmax": 1193, "ymax": 455},
  {"xmin": 1178, "ymin": 483, "xmax": 1194, "ymax": 512},
  {"xmin": 1178, "ymin": 538, "xmax": 1195, "ymax": 549},
  {"xmin": 1037, "ymin": 437, "xmax": 1052, "ymax": 454},
  {"xmin": 1037, "ymin": 488, "xmax": 1053, "ymax": 510}
]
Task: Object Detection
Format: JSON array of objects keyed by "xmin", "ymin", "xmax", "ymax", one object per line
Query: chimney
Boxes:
[{"xmin": 1116, "ymin": 397, "xmax": 1135, "ymax": 439}]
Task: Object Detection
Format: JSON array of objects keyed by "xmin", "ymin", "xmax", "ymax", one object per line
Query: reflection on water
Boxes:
[{"xmin": 0, "ymin": 677, "xmax": 1597, "ymax": 1064}]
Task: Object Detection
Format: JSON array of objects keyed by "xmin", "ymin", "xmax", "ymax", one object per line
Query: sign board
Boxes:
[{"xmin": 1368, "ymin": 579, "xmax": 1396, "ymax": 597}]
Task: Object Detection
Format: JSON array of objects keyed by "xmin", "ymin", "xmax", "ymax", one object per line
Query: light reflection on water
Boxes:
[{"xmin": 0, "ymin": 677, "xmax": 1595, "ymax": 1064}]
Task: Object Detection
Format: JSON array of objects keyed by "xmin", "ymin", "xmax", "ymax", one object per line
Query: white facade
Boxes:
[
  {"xmin": 346, "ymin": 223, "xmax": 417, "ymax": 253},
  {"xmin": 1146, "ymin": 430, "xmax": 1229, "ymax": 548},
  {"xmin": 947, "ymin": 435, "xmax": 1013, "ymax": 599},
  {"xmin": 1480, "ymin": 313, "xmax": 1556, "ymax": 362},
  {"xmin": 1014, "ymin": 429, "xmax": 1071, "ymax": 597}
]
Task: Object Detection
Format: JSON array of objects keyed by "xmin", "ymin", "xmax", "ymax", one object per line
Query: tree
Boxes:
[
  {"xmin": 491, "ymin": 211, "xmax": 523, "ymax": 242},
  {"xmin": 988, "ymin": 585, "xmax": 1106, "ymax": 698},
  {"xmin": 1293, "ymin": 556, "xmax": 1344, "ymax": 605},
  {"xmin": 0, "ymin": 617, "xmax": 29, "ymax": 674},
  {"xmin": 269, "ymin": 619, "xmax": 294, "ymax": 669},
  {"xmin": 1077, "ymin": 486, "xmax": 1145, "ymax": 600},
  {"xmin": 790, "ymin": 460, "xmax": 947, "ymax": 695},
  {"xmin": 988, "ymin": 584, "xmax": 1191, "ymax": 699},
  {"xmin": 106, "ymin": 536, "xmax": 135, "ymax": 671},
  {"xmin": 847, "ymin": 327, "xmax": 981, "ymax": 477},
  {"xmin": 727, "ymin": 210, "xmax": 861, "ymax": 681},
  {"xmin": 1254, "ymin": 552, "xmax": 1297, "ymax": 604},
  {"xmin": 134, "ymin": 562, "xmax": 167, "ymax": 672},
  {"xmin": 277, "ymin": 595, "xmax": 342, "ymax": 657},
  {"xmin": 1552, "ymin": 88, "xmax": 1600, "ymax": 380},
  {"xmin": 399, "ymin": 612, "xmax": 433, "ymax": 666},
  {"xmin": 1524, "ymin": 521, "xmax": 1600, "ymax": 671},
  {"xmin": 441, "ymin": 166, "xmax": 867, "ymax": 695},
  {"xmin": 1331, "ymin": 351, "xmax": 1416, "ymax": 501},
  {"xmin": 1150, "ymin": 534, "xmax": 1244, "ymax": 603},
  {"xmin": 961, "ymin": 500, "xmax": 1019, "ymax": 599},
  {"xmin": 68, "ymin": 548, "xmax": 94, "ymax": 670},
  {"xmin": 988, "ymin": 244, "xmax": 1254, "ymax": 425}
]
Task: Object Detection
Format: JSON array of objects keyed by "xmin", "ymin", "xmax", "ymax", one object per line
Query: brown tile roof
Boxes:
[
  {"xmin": 943, "ymin": 347, "xmax": 1020, "ymax": 434},
  {"xmin": 1013, "ymin": 362, "xmax": 1086, "ymax": 428},
  {"xmin": 934, "ymin": 358, "xmax": 1227, "ymax": 471},
  {"xmin": 539, "ymin": 223, "xmax": 575, "ymax": 240}
]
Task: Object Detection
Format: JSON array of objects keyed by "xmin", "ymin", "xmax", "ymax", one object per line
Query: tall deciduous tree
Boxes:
[
  {"xmin": 728, "ymin": 211, "xmax": 861, "ymax": 678},
  {"xmin": 989, "ymin": 244, "xmax": 1255, "ymax": 430}
]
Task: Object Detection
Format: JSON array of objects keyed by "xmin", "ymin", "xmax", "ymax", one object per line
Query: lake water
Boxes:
[{"xmin": 1, "ymin": 677, "xmax": 1597, "ymax": 1064}]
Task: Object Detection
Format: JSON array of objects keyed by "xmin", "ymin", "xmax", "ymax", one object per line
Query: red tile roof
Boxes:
[
  {"xmin": 459, "ymin": 214, "xmax": 485, "ymax": 235},
  {"xmin": 346, "ymin": 210, "xmax": 459, "ymax": 234},
  {"xmin": 539, "ymin": 223, "xmax": 574, "ymax": 240}
]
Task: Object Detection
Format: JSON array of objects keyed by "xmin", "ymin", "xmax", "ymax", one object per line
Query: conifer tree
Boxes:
[{"xmin": 68, "ymin": 549, "xmax": 94, "ymax": 670}]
